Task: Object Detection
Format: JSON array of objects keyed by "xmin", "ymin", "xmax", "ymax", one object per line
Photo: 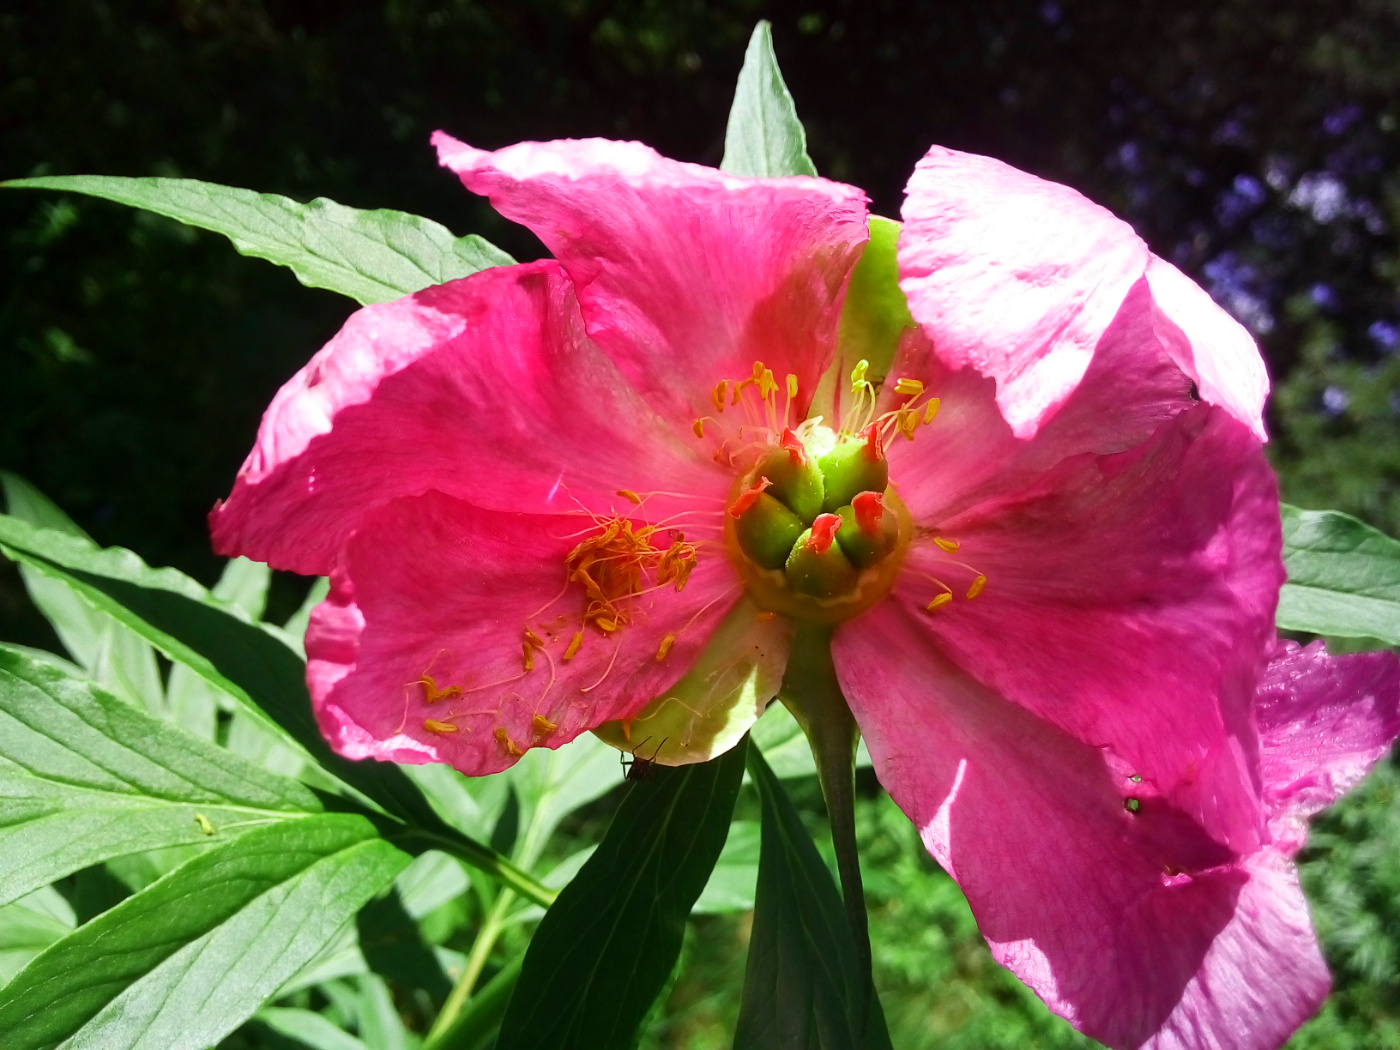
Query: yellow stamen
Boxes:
[
  {"xmin": 759, "ymin": 368, "xmax": 778, "ymax": 400},
  {"xmin": 898, "ymin": 409, "xmax": 919, "ymax": 440},
  {"xmin": 924, "ymin": 398, "xmax": 941, "ymax": 424},
  {"xmin": 522, "ymin": 642, "xmax": 535, "ymax": 672},
  {"xmin": 752, "ymin": 360, "xmax": 766, "ymax": 381},
  {"xmin": 712, "ymin": 381, "xmax": 729, "ymax": 412},
  {"xmin": 494, "ymin": 726, "xmax": 523, "ymax": 757},
  {"xmin": 895, "ymin": 377, "xmax": 924, "ymax": 397},
  {"xmin": 656, "ymin": 632, "xmax": 676, "ymax": 662},
  {"xmin": 595, "ymin": 617, "xmax": 619, "ymax": 633},
  {"xmin": 618, "ymin": 489, "xmax": 642, "ymax": 504},
  {"xmin": 934, "ymin": 537, "xmax": 960, "ymax": 553},
  {"xmin": 925, "ymin": 593, "xmax": 953, "ymax": 612},
  {"xmin": 693, "ymin": 418, "xmax": 705, "ymax": 438},
  {"xmin": 731, "ymin": 381, "xmax": 745, "ymax": 405},
  {"xmin": 524, "ymin": 627, "xmax": 544, "ymax": 647},
  {"xmin": 967, "ymin": 575, "xmax": 987, "ymax": 599},
  {"xmin": 851, "ymin": 359, "xmax": 869, "ymax": 384},
  {"xmin": 418, "ymin": 674, "xmax": 460, "ymax": 704},
  {"xmin": 532, "ymin": 713, "xmax": 559, "ymax": 737},
  {"xmin": 424, "ymin": 719, "xmax": 458, "ymax": 734},
  {"xmin": 563, "ymin": 631, "xmax": 584, "ymax": 661},
  {"xmin": 786, "ymin": 373, "xmax": 799, "ymax": 398}
]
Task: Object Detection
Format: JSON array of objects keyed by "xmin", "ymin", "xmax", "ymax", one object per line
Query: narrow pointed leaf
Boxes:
[
  {"xmin": 496, "ymin": 739, "xmax": 749, "ymax": 1050},
  {"xmin": 1278, "ymin": 503, "xmax": 1400, "ymax": 644},
  {"xmin": 721, "ymin": 21, "xmax": 818, "ymax": 178},
  {"xmin": 0, "ymin": 645, "xmax": 319, "ymax": 906},
  {"xmin": 736, "ymin": 746, "xmax": 891, "ymax": 1050},
  {"xmin": 0, "ymin": 516, "xmax": 550, "ymax": 906},
  {"xmin": 0, "ymin": 814, "xmax": 408, "ymax": 1050},
  {"xmin": 4, "ymin": 176, "xmax": 515, "ymax": 305}
]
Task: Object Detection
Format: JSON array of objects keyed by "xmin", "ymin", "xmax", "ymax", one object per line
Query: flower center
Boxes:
[{"xmin": 722, "ymin": 412, "xmax": 912, "ymax": 624}]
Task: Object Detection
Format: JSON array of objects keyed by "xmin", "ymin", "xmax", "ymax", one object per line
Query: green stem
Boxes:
[
  {"xmin": 778, "ymin": 621, "xmax": 873, "ymax": 1026},
  {"xmin": 398, "ymin": 828, "xmax": 557, "ymax": 909},
  {"xmin": 422, "ymin": 951, "xmax": 523, "ymax": 1050},
  {"xmin": 428, "ymin": 887, "xmax": 516, "ymax": 1042}
]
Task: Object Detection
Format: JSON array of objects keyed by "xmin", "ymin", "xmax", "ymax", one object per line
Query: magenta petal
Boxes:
[
  {"xmin": 894, "ymin": 406, "xmax": 1282, "ymax": 852},
  {"xmin": 212, "ymin": 261, "xmax": 727, "ymax": 575},
  {"xmin": 834, "ymin": 604, "xmax": 1328, "ymax": 1050},
  {"xmin": 1146, "ymin": 257, "xmax": 1269, "ymax": 441},
  {"xmin": 898, "ymin": 145, "xmax": 1151, "ymax": 438},
  {"xmin": 433, "ymin": 133, "xmax": 870, "ymax": 427},
  {"xmin": 1256, "ymin": 640, "xmax": 1400, "ymax": 849},
  {"xmin": 305, "ymin": 490, "xmax": 745, "ymax": 776}
]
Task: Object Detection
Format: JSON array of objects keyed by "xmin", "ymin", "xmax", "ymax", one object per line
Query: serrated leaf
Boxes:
[
  {"xmin": 721, "ymin": 21, "xmax": 817, "ymax": 178},
  {"xmin": 0, "ymin": 645, "xmax": 321, "ymax": 906},
  {"xmin": 3, "ymin": 176, "xmax": 515, "ymax": 305},
  {"xmin": 735, "ymin": 746, "xmax": 890, "ymax": 1050},
  {"xmin": 1, "ymin": 473, "xmax": 164, "ymax": 713},
  {"xmin": 0, "ymin": 814, "xmax": 408, "ymax": 1050},
  {"xmin": 496, "ymin": 738, "xmax": 748, "ymax": 1050},
  {"xmin": 1278, "ymin": 503, "xmax": 1400, "ymax": 644}
]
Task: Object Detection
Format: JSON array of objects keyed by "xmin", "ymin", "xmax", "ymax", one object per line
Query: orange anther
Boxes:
[
  {"xmin": 424, "ymin": 719, "xmax": 458, "ymax": 734},
  {"xmin": 532, "ymin": 713, "xmax": 559, "ymax": 737},
  {"xmin": 418, "ymin": 674, "xmax": 460, "ymax": 704},
  {"xmin": 712, "ymin": 381, "xmax": 729, "ymax": 412},
  {"xmin": 618, "ymin": 489, "xmax": 642, "ymax": 504},
  {"xmin": 563, "ymin": 631, "xmax": 584, "ymax": 661},
  {"xmin": 494, "ymin": 726, "xmax": 523, "ymax": 757},
  {"xmin": 522, "ymin": 641, "xmax": 535, "ymax": 672},
  {"xmin": 656, "ymin": 633, "xmax": 676, "ymax": 662},
  {"xmin": 693, "ymin": 418, "xmax": 705, "ymax": 438}
]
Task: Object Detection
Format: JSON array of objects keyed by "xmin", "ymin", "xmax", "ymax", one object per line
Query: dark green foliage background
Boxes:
[{"xmin": 3, "ymin": 2, "xmax": 1400, "ymax": 1047}]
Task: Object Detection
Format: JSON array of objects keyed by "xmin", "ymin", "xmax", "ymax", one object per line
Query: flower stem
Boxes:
[
  {"xmin": 778, "ymin": 621, "xmax": 873, "ymax": 1026},
  {"xmin": 428, "ymin": 886, "xmax": 515, "ymax": 1043}
]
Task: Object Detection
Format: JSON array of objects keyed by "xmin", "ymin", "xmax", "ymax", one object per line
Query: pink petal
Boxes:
[
  {"xmin": 892, "ymin": 406, "xmax": 1283, "ymax": 853},
  {"xmin": 433, "ymin": 133, "xmax": 870, "ymax": 429},
  {"xmin": 306, "ymin": 490, "xmax": 747, "ymax": 776},
  {"xmin": 212, "ymin": 261, "xmax": 728, "ymax": 576},
  {"xmin": 898, "ymin": 145, "xmax": 1150, "ymax": 439},
  {"xmin": 1255, "ymin": 640, "xmax": 1400, "ymax": 849},
  {"xmin": 884, "ymin": 276, "xmax": 1193, "ymax": 529},
  {"xmin": 897, "ymin": 146, "xmax": 1269, "ymax": 440},
  {"xmin": 834, "ymin": 604, "xmax": 1328, "ymax": 1050},
  {"xmin": 1146, "ymin": 257, "xmax": 1269, "ymax": 441}
]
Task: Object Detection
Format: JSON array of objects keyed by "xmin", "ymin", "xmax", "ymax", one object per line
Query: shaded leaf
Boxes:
[
  {"xmin": 0, "ymin": 814, "xmax": 408, "ymax": 1050},
  {"xmin": 0, "ymin": 645, "xmax": 319, "ymax": 906},
  {"xmin": 735, "ymin": 746, "xmax": 890, "ymax": 1050},
  {"xmin": 252, "ymin": 1008, "xmax": 369, "ymax": 1050},
  {"xmin": 721, "ymin": 21, "xmax": 818, "ymax": 178},
  {"xmin": 692, "ymin": 819, "xmax": 760, "ymax": 914},
  {"xmin": 4, "ymin": 176, "xmax": 515, "ymax": 305},
  {"xmin": 496, "ymin": 739, "xmax": 748, "ymax": 1050},
  {"xmin": 1278, "ymin": 503, "xmax": 1400, "ymax": 645}
]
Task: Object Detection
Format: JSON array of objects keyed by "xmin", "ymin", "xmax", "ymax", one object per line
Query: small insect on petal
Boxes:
[
  {"xmin": 925, "ymin": 593, "xmax": 953, "ymax": 612},
  {"xmin": 966, "ymin": 575, "xmax": 987, "ymax": 599},
  {"xmin": 894, "ymin": 377, "xmax": 924, "ymax": 397},
  {"xmin": 1124, "ymin": 797, "xmax": 1141, "ymax": 813},
  {"xmin": 194, "ymin": 813, "xmax": 215, "ymax": 836},
  {"xmin": 424, "ymin": 719, "xmax": 458, "ymax": 735}
]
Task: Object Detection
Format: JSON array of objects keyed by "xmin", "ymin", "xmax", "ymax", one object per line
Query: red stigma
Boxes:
[
  {"xmin": 809, "ymin": 513, "xmax": 842, "ymax": 553},
  {"xmin": 852, "ymin": 491, "xmax": 885, "ymax": 536},
  {"xmin": 780, "ymin": 428, "xmax": 809, "ymax": 467},
  {"xmin": 729, "ymin": 476, "xmax": 773, "ymax": 518},
  {"xmin": 862, "ymin": 423, "xmax": 884, "ymax": 461}
]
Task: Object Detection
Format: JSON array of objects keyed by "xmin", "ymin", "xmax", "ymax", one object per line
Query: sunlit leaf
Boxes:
[
  {"xmin": 0, "ymin": 814, "xmax": 408, "ymax": 1050},
  {"xmin": 721, "ymin": 21, "xmax": 817, "ymax": 178},
  {"xmin": 3, "ymin": 176, "xmax": 515, "ymax": 305},
  {"xmin": 0, "ymin": 645, "xmax": 320, "ymax": 906},
  {"xmin": 1278, "ymin": 503, "xmax": 1400, "ymax": 645}
]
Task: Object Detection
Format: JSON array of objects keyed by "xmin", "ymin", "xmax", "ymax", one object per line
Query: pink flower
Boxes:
[{"xmin": 211, "ymin": 134, "xmax": 1400, "ymax": 1050}]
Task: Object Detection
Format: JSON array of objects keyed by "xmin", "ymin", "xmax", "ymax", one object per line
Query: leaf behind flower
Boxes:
[
  {"xmin": 721, "ymin": 21, "xmax": 818, "ymax": 178},
  {"xmin": 1278, "ymin": 503, "xmax": 1400, "ymax": 645}
]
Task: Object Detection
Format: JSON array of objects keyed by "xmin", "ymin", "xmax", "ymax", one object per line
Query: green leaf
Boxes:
[
  {"xmin": 750, "ymin": 698, "xmax": 872, "ymax": 780},
  {"xmin": 692, "ymin": 819, "xmax": 760, "ymax": 914},
  {"xmin": 1, "ymin": 473, "xmax": 164, "ymax": 713},
  {"xmin": 3, "ymin": 176, "xmax": 515, "ymax": 305},
  {"xmin": 0, "ymin": 645, "xmax": 321, "ymax": 906},
  {"xmin": 1278, "ymin": 503, "xmax": 1400, "ymax": 645},
  {"xmin": 0, "ymin": 814, "xmax": 408, "ymax": 1050},
  {"xmin": 0, "ymin": 888, "xmax": 74, "ymax": 987},
  {"xmin": 0, "ymin": 515, "xmax": 553, "ymax": 904},
  {"xmin": 496, "ymin": 739, "xmax": 749, "ymax": 1050},
  {"xmin": 252, "ymin": 1007, "xmax": 369, "ymax": 1050},
  {"xmin": 736, "ymin": 746, "xmax": 891, "ymax": 1050},
  {"xmin": 721, "ymin": 21, "xmax": 818, "ymax": 178}
]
